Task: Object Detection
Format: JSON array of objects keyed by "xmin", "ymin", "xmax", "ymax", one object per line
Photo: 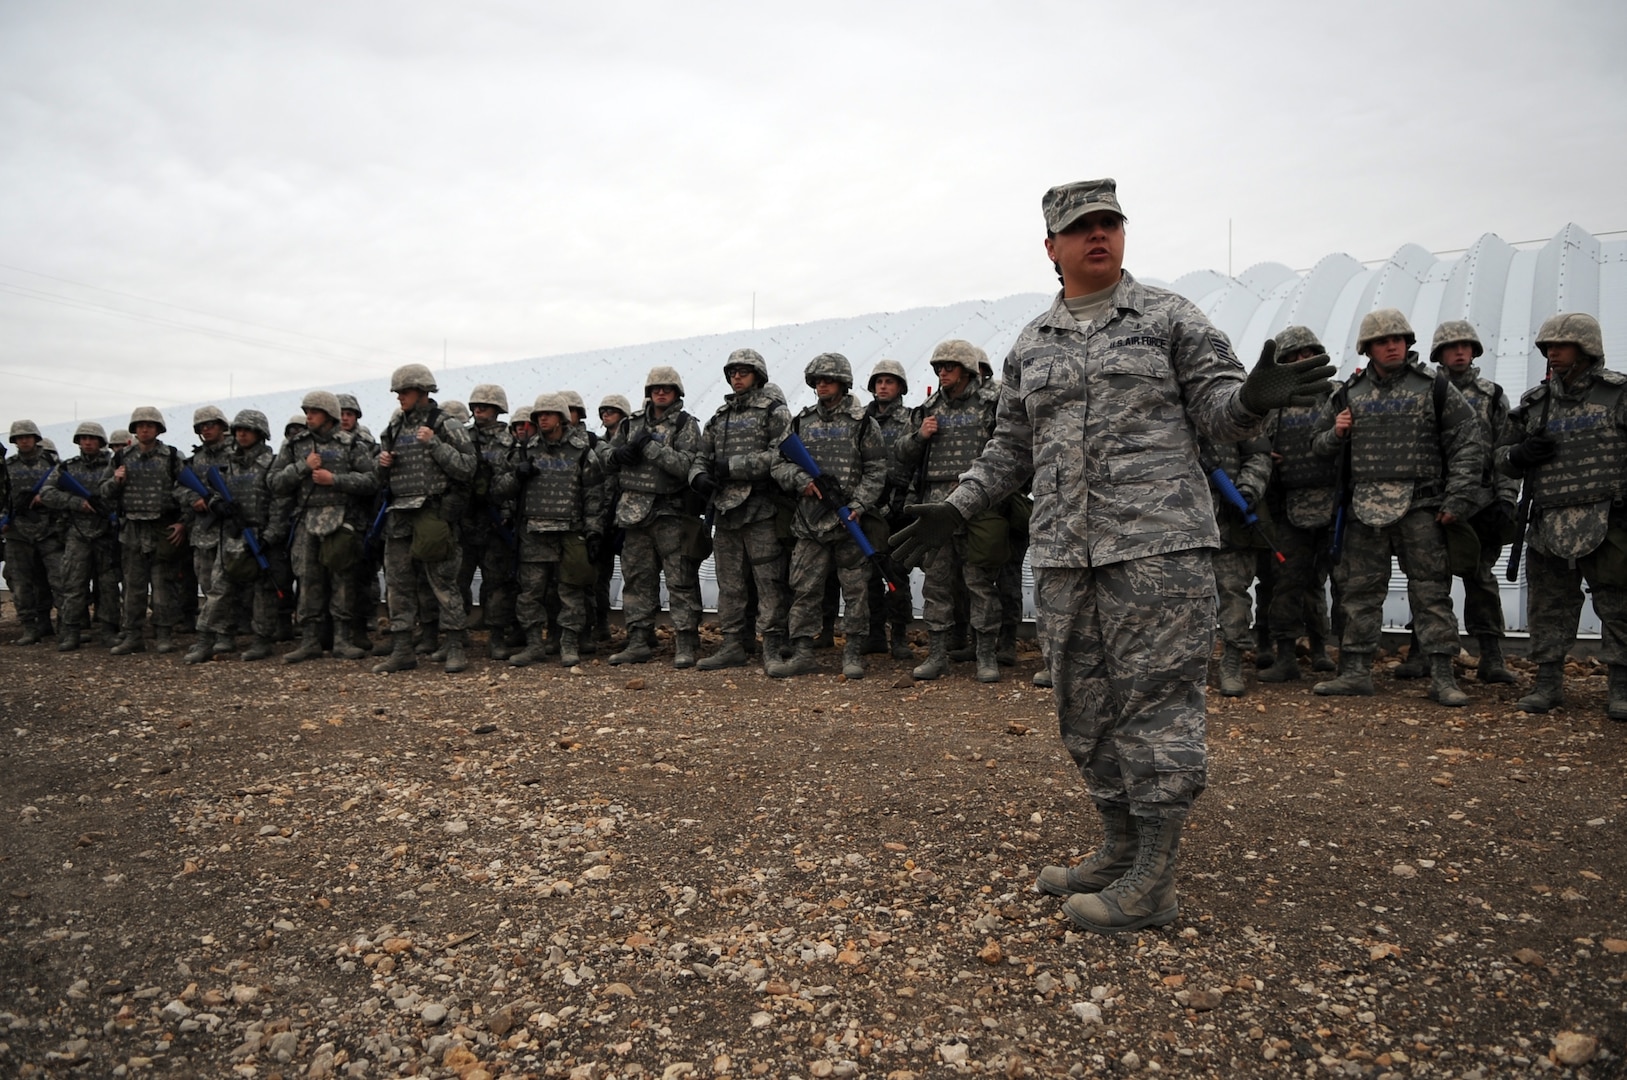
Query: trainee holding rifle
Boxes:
[
  {"xmin": 101, "ymin": 407, "xmax": 186, "ymax": 655},
  {"xmin": 462, "ymin": 384, "xmax": 521, "ymax": 660},
  {"xmin": 3, "ymin": 419, "xmax": 65, "ymax": 646},
  {"xmin": 1197, "ymin": 433, "xmax": 1276, "ymax": 698},
  {"xmin": 40, "ymin": 421, "xmax": 120, "ymax": 651}
]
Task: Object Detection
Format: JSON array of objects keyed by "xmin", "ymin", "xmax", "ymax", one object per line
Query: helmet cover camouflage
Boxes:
[
  {"xmin": 193, "ymin": 405, "xmax": 229, "ymax": 432},
  {"xmin": 599, "ymin": 394, "xmax": 633, "ymax": 418},
  {"xmin": 301, "ymin": 390, "xmax": 343, "ymax": 422},
  {"xmin": 724, "ymin": 348, "xmax": 769, "ymax": 385},
  {"xmin": 468, "ymin": 384, "xmax": 510, "ymax": 413},
  {"xmin": 231, "ymin": 409, "xmax": 271, "ymax": 439},
  {"xmin": 129, "ymin": 406, "xmax": 167, "ymax": 434},
  {"xmin": 73, "ymin": 420, "xmax": 108, "ymax": 445},
  {"xmin": 8, "ymin": 419, "xmax": 43, "ymax": 442},
  {"xmin": 1535, "ymin": 312, "xmax": 1604, "ymax": 362},
  {"xmin": 929, "ymin": 339, "xmax": 988, "ymax": 375},
  {"xmin": 440, "ymin": 400, "xmax": 471, "ymax": 425},
  {"xmin": 531, "ymin": 392, "xmax": 572, "ymax": 422},
  {"xmin": 1356, "ymin": 308, "xmax": 1416, "ymax": 355},
  {"xmin": 390, "ymin": 363, "xmax": 439, "ymax": 394},
  {"xmin": 644, "ymin": 365, "xmax": 686, "ymax": 399},
  {"xmin": 336, "ymin": 393, "xmax": 362, "ymax": 417},
  {"xmin": 803, "ymin": 352, "xmax": 853, "ymax": 390},
  {"xmin": 1274, "ymin": 325, "xmax": 1325, "ymax": 357},
  {"xmin": 1429, "ymin": 320, "xmax": 1483, "ymax": 362},
  {"xmin": 867, "ymin": 358, "xmax": 909, "ymax": 395}
]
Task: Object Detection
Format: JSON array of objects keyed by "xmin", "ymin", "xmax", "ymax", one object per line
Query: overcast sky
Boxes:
[{"xmin": 3, "ymin": 1, "xmax": 1624, "ymax": 427}]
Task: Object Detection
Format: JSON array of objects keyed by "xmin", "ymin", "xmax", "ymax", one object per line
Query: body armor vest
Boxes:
[
  {"xmin": 1529, "ymin": 374, "xmax": 1627, "ymax": 509},
  {"xmin": 186, "ymin": 440, "xmax": 235, "ymax": 546},
  {"xmin": 468, "ymin": 422, "xmax": 515, "ymax": 521},
  {"xmin": 219, "ymin": 444, "xmax": 275, "ymax": 526},
  {"xmin": 116, "ymin": 443, "xmax": 180, "ymax": 520},
  {"xmin": 520, "ymin": 431, "xmax": 591, "ymax": 529},
  {"xmin": 52, "ymin": 451, "xmax": 116, "ymax": 536},
  {"xmin": 920, "ymin": 385, "xmax": 997, "ymax": 483},
  {"xmin": 708, "ymin": 390, "xmax": 782, "ymax": 515},
  {"xmin": 617, "ymin": 409, "xmax": 691, "ymax": 496},
  {"xmin": 1345, "ymin": 365, "xmax": 1445, "ymax": 483},
  {"xmin": 793, "ymin": 398, "xmax": 867, "ymax": 495},
  {"xmin": 1448, "ymin": 367, "xmax": 1506, "ymax": 487},
  {"xmin": 1271, "ymin": 402, "xmax": 1336, "ymax": 490},
  {"xmin": 289, "ymin": 429, "xmax": 364, "ymax": 509},
  {"xmin": 384, "ymin": 405, "xmax": 457, "ymax": 502},
  {"xmin": 6, "ymin": 450, "xmax": 60, "ymax": 528}
]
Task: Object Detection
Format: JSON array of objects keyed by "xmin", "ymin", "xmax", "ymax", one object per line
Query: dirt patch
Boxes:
[{"xmin": 1, "ymin": 622, "xmax": 1624, "ymax": 1078}]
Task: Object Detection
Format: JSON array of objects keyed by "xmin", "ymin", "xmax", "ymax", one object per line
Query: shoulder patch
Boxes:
[{"xmin": 1208, "ymin": 333, "xmax": 1236, "ymax": 364}]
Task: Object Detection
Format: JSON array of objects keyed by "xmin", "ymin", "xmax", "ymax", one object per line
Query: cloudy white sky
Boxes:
[{"xmin": 3, "ymin": 1, "xmax": 1623, "ymax": 427}]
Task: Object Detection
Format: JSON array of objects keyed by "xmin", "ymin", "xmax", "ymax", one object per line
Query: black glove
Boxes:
[
  {"xmin": 1238, "ymin": 341, "xmax": 1337, "ymax": 415},
  {"xmin": 691, "ymin": 472, "xmax": 717, "ymax": 498},
  {"xmin": 208, "ymin": 496, "xmax": 238, "ymax": 519},
  {"xmin": 511, "ymin": 457, "xmax": 535, "ymax": 480},
  {"xmin": 586, "ymin": 533, "xmax": 604, "ymax": 563},
  {"xmin": 611, "ymin": 443, "xmax": 642, "ymax": 468},
  {"xmin": 1508, "ymin": 433, "xmax": 1558, "ymax": 468},
  {"xmin": 713, "ymin": 456, "xmax": 733, "ymax": 481},
  {"xmin": 890, "ymin": 502, "xmax": 964, "ymax": 567},
  {"xmin": 1495, "ymin": 500, "xmax": 1518, "ymax": 527}
]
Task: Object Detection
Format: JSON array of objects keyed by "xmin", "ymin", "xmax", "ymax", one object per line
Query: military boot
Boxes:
[
  {"xmin": 842, "ymin": 636, "xmax": 865, "ymax": 680},
  {"xmin": 429, "ymin": 631, "xmax": 452, "ymax": 663},
  {"xmin": 152, "ymin": 626, "xmax": 176, "ymax": 654},
  {"xmin": 1393, "ymin": 632, "xmax": 1427, "ymax": 679},
  {"xmin": 211, "ymin": 632, "xmax": 235, "ymax": 656},
  {"xmin": 997, "ymin": 623, "xmax": 1017, "ymax": 667},
  {"xmin": 373, "ymin": 631, "xmax": 418, "ymax": 673},
  {"xmin": 948, "ymin": 623, "xmax": 975, "ymax": 663},
  {"xmin": 510, "ymin": 626, "xmax": 547, "ymax": 667},
  {"xmin": 1608, "ymin": 666, "xmax": 1627, "ymax": 722},
  {"xmin": 57, "ymin": 629, "xmax": 82, "ymax": 653},
  {"xmin": 862, "ymin": 613, "xmax": 889, "ymax": 655},
  {"xmin": 889, "ymin": 621, "xmax": 914, "ymax": 661},
  {"xmin": 558, "ymin": 629, "xmax": 581, "ymax": 667},
  {"xmin": 912, "ymin": 631, "xmax": 950, "ymax": 681},
  {"xmin": 1257, "ymin": 639, "xmax": 1302, "ymax": 683},
  {"xmin": 331, "ymin": 625, "xmax": 368, "ymax": 660},
  {"xmin": 578, "ymin": 626, "xmax": 598, "ymax": 656},
  {"xmin": 1313, "ymin": 651, "xmax": 1374, "ymax": 696},
  {"xmin": 1476, "ymin": 635, "xmax": 1516, "ymax": 684},
  {"xmin": 773, "ymin": 636, "xmax": 818, "ymax": 678},
  {"xmin": 608, "ymin": 626, "xmax": 654, "ymax": 666},
  {"xmin": 1217, "ymin": 644, "xmax": 1246, "ymax": 697},
  {"xmin": 1034, "ymin": 804, "xmax": 1136, "ymax": 897},
  {"xmin": 813, "ymin": 615, "xmax": 836, "ymax": 650},
  {"xmin": 1253, "ymin": 620, "xmax": 1273, "ymax": 668},
  {"xmin": 975, "ymin": 631, "xmax": 1001, "ymax": 684},
  {"xmin": 15, "ymin": 624, "xmax": 45, "ymax": 646},
  {"xmin": 1032, "ymin": 664, "xmax": 1053, "ymax": 689},
  {"xmin": 487, "ymin": 630, "xmax": 514, "ymax": 662},
  {"xmin": 1307, "ymin": 631, "xmax": 1335, "ymax": 672},
  {"xmin": 1062, "ymin": 814, "xmax": 1183, "ymax": 934},
  {"xmin": 241, "ymin": 635, "xmax": 275, "ymax": 662},
  {"xmin": 284, "ymin": 624, "xmax": 324, "ymax": 664},
  {"xmin": 183, "ymin": 630, "xmax": 218, "ymax": 665},
  {"xmin": 415, "ymin": 623, "xmax": 440, "ymax": 656},
  {"xmin": 1517, "ymin": 662, "xmax": 1565, "ymax": 713},
  {"xmin": 673, "ymin": 629, "xmax": 699, "ymax": 669},
  {"xmin": 371, "ymin": 632, "xmax": 394, "ymax": 657},
  {"xmin": 109, "ymin": 630, "xmax": 146, "ymax": 655},
  {"xmin": 442, "ymin": 631, "xmax": 469, "ymax": 674},
  {"xmin": 1427, "ymin": 654, "xmax": 1469, "ymax": 707},
  {"xmin": 761, "ymin": 631, "xmax": 789, "ymax": 675},
  {"xmin": 697, "ymin": 633, "xmax": 750, "ymax": 671}
]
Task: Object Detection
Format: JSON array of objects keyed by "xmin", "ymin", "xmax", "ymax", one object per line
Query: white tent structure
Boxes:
[{"xmin": 40, "ymin": 223, "xmax": 1626, "ymax": 631}]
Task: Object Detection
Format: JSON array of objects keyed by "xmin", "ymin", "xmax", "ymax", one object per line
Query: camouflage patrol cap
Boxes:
[
  {"xmin": 928, "ymin": 339, "xmax": 988, "ymax": 374},
  {"xmin": 531, "ymin": 392, "xmax": 572, "ymax": 422},
  {"xmin": 469, "ymin": 384, "xmax": 509, "ymax": 413},
  {"xmin": 129, "ymin": 406, "xmax": 167, "ymax": 434},
  {"xmin": 110, "ymin": 428, "xmax": 132, "ymax": 446},
  {"xmin": 1429, "ymin": 320, "xmax": 1483, "ymax": 362},
  {"xmin": 1042, "ymin": 178, "xmax": 1126, "ymax": 234},
  {"xmin": 9, "ymin": 419, "xmax": 43, "ymax": 442},
  {"xmin": 336, "ymin": 393, "xmax": 363, "ymax": 417},
  {"xmin": 301, "ymin": 390, "xmax": 343, "ymax": 422},
  {"xmin": 390, "ymin": 363, "xmax": 438, "ymax": 393},
  {"xmin": 1535, "ymin": 312, "xmax": 1605, "ymax": 362},
  {"xmin": 193, "ymin": 405, "xmax": 229, "ymax": 432},
  {"xmin": 1356, "ymin": 308, "xmax": 1416, "ymax": 355},
  {"xmin": 73, "ymin": 420, "xmax": 108, "ymax": 445},
  {"xmin": 1274, "ymin": 325, "xmax": 1325, "ymax": 357},
  {"xmin": 804, "ymin": 352, "xmax": 853, "ymax": 390},
  {"xmin": 867, "ymin": 358, "xmax": 909, "ymax": 395},
  {"xmin": 231, "ymin": 409, "xmax": 271, "ymax": 439},
  {"xmin": 644, "ymin": 365, "xmax": 686, "ymax": 398},
  {"xmin": 441, "ymin": 400, "xmax": 472, "ymax": 425},
  {"xmin": 725, "ymin": 348, "xmax": 769, "ymax": 384},
  {"xmin": 599, "ymin": 393, "xmax": 633, "ymax": 418}
]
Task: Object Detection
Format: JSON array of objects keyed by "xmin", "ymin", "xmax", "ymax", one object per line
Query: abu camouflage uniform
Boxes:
[
  {"xmin": 101, "ymin": 439, "xmax": 185, "ymax": 635},
  {"xmin": 379, "ymin": 401, "xmax": 476, "ymax": 634},
  {"xmin": 772, "ymin": 392, "xmax": 888, "ymax": 641},
  {"xmin": 946, "ymin": 273, "xmax": 1265, "ymax": 816},
  {"xmin": 42, "ymin": 443, "xmax": 120, "ymax": 640},
  {"xmin": 513, "ymin": 425, "xmax": 607, "ymax": 636},
  {"xmin": 199, "ymin": 440, "xmax": 279, "ymax": 640},
  {"xmin": 606, "ymin": 401, "xmax": 704, "ymax": 636},
  {"xmin": 694, "ymin": 381, "xmax": 794, "ymax": 640},
  {"xmin": 180, "ymin": 434, "xmax": 235, "ymax": 619},
  {"xmin": 1263, "ymin": 394, "xmax": 1338, "ymax": 643},
  {"xmin": 460, "ymin": 417, "xmax": 519, "ymax": 635},
  {"xmin": 1441, "ymin": 360, "xmax": 1520, "ymax": 637},
  {"xmin": 1311, "ymin": 356, "xmax": 1486, "ymax": 659},
  {"xmin": 271, "ymin": 422, "xmax": 378, "ymax": 629},
  {"xmin": 864, "ymin": 391, "xmax": 917, "ymax": 635},
  {"xmin": 4, "ymin": 440, "xmax": 65, "ymax": 634},
  {"xmin": 1199, "ymin": 434, "xmax": 1274, "ymax": 651}
]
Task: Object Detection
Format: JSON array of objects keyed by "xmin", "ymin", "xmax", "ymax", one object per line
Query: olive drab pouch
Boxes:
[
  {"xmin": 410, "ymin": 509, "xmax": 457, "ymax": 563},
  {"xmin": 1005, "ymin": 491, "xmax": 1034, "ymax": 536},
  {"xmin": 222, "ymin": 535, "xmax": 260, "ymax": 583},
  {"xmin": 678, "ymin": 515, "xmax": 714, "ymax": 562},
  {"xmin": 153, "ymin": 518, "xmax": 187, "ymax": 562},
  {"xmin": 559, "ymin": 533, "xmax": 596, "ymax": 587},
  {"xmin": 966, "ymin": 507, "xmax": 1011, "ymax": 569},
  {"xmin": 861, "ymin": 513, "xmax": 890, "ymax": 554},
  {"xmin": 1591, "ymin": 524, "xmax": 1627, "ymax": 587},
  {"xmin": 319, "ymin": 524, "xmax": 361, "ymax": 574},
  {"xmin": 1440, "ymin": 519, "xmax": 1482, "ymax": 578}
]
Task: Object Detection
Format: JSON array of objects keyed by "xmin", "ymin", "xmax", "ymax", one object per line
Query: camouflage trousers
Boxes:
[
  {"xmin": 1457, "ymin": 526, "xmax": 1507, "ymax": 638},
  {"xmin": 5, "ymin": 531, "xmax": 64, "ymax": 630},
  {"xmin": 712, "ymin": 518, "xmax": 789, "ymax": 636},
  {"xmin": 1037, "ymin": 552, "xmax": 1213, "ymax": 816},
  {"xmin": 998, "ymin": 532, "xmax": 1029, "ymax": 629},
  {"xmin": 1525, "ymin": 547, "xmax": 1627, "ymax": 667},
  {"xmin": 516, "ymin": 534, "xmax": 588, "ymax": 632},
  {"xmin": 1212, "ymin": 546, "xmax": 1258, "ymax": 650},
  {"xmin": 382, "ymin": 512, "xmax": 466, "ymax": 633},
  {"xmin": 620, "ymin": 517, "xmax": 701, "ymax": 633},
  {"xmin": 119, "ymin": 520, "xmax": 183, "ymax": 631},
  {"xmin": 922, "ymin": 534, "xmax": 1001, "ymax": 633},
  {"xmin": 60, "ymin": 529, "xmax": 121, "ymax": 634},
  {"xmin": 866, "ymin": 561, "xmax": 914, "ymax": 633},
  {"xmin": 1267, "ymin": 518, "xmax": 1333, "ymax": 641},
  {"xmin": 200, "ymin": 556, "xmax": 277, "ymax": 639},
  {"xmin": 458, "ymin": 534, "xmax": 517, "ymax": 632},
  {"xmin": 589, "ymin": 538, "xmax": 617, "ymax": 632},
  {"xmin": 290, "ymin": 524, "xmax": 356, "ymax": 625},
  {"xmin": 193, "ymin": 543, "xmax": 220, "ymax": 615},
  {"xmin": 789, "ymin": 533, "xmax": 869, "ymax": 639},
  {"xmin": 1334, "ymin": 510, "xmax": 1460, "ymax": 657}
]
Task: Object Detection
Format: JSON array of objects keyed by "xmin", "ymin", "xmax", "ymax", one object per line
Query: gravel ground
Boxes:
[{"xmin": 1, "ymin": 619, "xmax": 1624, "ymax": 1079}]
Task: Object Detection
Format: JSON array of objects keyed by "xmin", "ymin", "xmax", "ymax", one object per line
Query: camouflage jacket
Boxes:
[
  {"xmin": 864, "ymin": 396, "xmax": 915, "ymax": 516},
  {"xmin": 4, "ymin": 447, "xmax": 63, "ymax": 543},
  {"xmin": 271, "ymin": 423, "xmax": 379, "ymax": 538},
  {"xmin": 42, "ymin": 450, "xmax": 117, "ymax": 540},
  {"xmin": 465, "ymin": 420, "xmax": 518, "ymax": 542},
  {"xmin": 896, "ymin": 377, "xmax": 1000, "ymax": 502},
  {"xmin": 607, "ymin": 403, "xmax": 702, "ymax": 529},
  {"xmin": 772, "ymin": 393, "xmax": 887, "ymax": 542},
  {"xmin": 946, "ymin": 275, "xmax": 1262, "ymax": 567},
  {"xmin": 693, "ymin": 384, "xmax": 793, "ymax": 528},
  {"xmin": 1444, "ymin": 364, "xmax": 1521, "ymax": 511},
  {"xmin": 378, "ymin": 400, "xmax": 476, "ymax": 511},
  {"xmin": 180, "ymin": 438, "xmax": 236, "ymax": 548},
  {"xmin": 1198, "ymin": 434, "xmax": 1274, "ymax": 548}
]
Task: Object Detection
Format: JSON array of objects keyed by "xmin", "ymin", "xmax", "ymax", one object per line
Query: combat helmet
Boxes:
[
  {"xmin": 531, "ymin": 392, "xmax": 572, "ymax": 423},
  {"xmin": 1535, "ymin": 312, "xmax": 1605, "ymax": 362},
  {"xmin": 284, "ymin": 415, "xmax": 307, "ymax": 437},
  {"xmin": 301, "ymin": 390, "xmax": 343, "ymax": 423},
  {"xmin": 336, "ymin": 393, "xmax": 363, "ymax": 417},
  {"xmin": 469, "ymin": 384, "xmax": 509, "ymax": 414},
  {"xmin": 644, "ymin": 365, "xmax": 686, "ymax": 398},
  {"xmin": 390, "ymin": 363, "xmax": 439, "ymax": 394},
  {"xmin": 1274, "ymin": 325, "xmax": 1325, "ymax": 357},
  {"xmin": 231, "ymin": 409, "xmax": 271, "ymax": 440},
  {"xmin": 560, "ymin": 390, "xmax": 587, "ymax": 418},
  {"xmin": 928, "ymin": 339, "xmax": 988, "ymax": 375},
  {"xmin": 441, "ymin": 400, "xmax": 471, "ymax": 425},
  {"xmin": 804, "ymin": 352, "xmax": 853, "ymax": 390},
  {"xmin": 599, "ymin": 393, "xmax": 633, "ymax": 418},
  {"xmin": 8, "ymin": 419, "xmax": 43, "ymax": 442},
  {"xmin": 1429, "ymin": 320, "xmax": 1483, "ymax": 362},
  {"xmin": 1356, "ymin": 308, "xmax": 1416, "ymax": 355},
  {"xmin": 193, "ymin": 405, "xmax": 229, "ymax": 432},
  {"xmin": 73, "ymin": 421, "xmax": 108, "ymax": 447},
  {"xmin": 109, "ymin": 428, "xmax": 132, "ymax": 447},
  {"xmin": 129, "ymin": 406, "xmax": 168, "ymax": 434},
  {"xmin": 867, "ymin": 358, "xmax": 909, "ymax": 396},
  {"xmin": 724, "ymin": 348, "xmax": 769, "ymax": 385}
]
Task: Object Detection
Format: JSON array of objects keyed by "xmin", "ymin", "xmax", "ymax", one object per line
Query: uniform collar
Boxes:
[{"xmin": 1039, "ymin": 270, "xmax": 1143, "ymax": 332}]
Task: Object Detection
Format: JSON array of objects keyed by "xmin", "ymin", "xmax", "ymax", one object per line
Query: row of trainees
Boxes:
[
  {"xmin": 0, "ymin": 340, "xmax": 1034, "ymax": 682},
  {"xmin": 1201, "ymin": 308, "xmax": 1626, "ymax": 723}
]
